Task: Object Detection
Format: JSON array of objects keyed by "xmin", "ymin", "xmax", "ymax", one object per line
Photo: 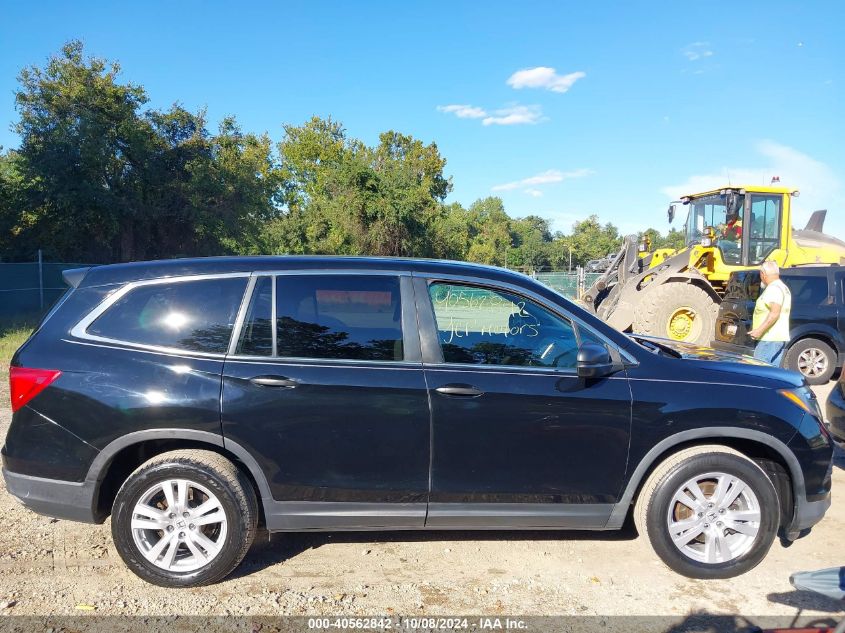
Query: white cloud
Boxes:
[
  {"xmin": 493, "ymin": 168, "xmax": 593, "ymax": 193},
  {"xmin": 661, "ymin": 141, "xmax": 843, "ymax": 232},
  {"xmin": 436, "ymin": 104, "xmax": 487, "ymax": 119},
  {"xmin": 482, "ymin": 104, "xmax": 544, "ymax": 126},
  {"xmin": 524, "ymin": 188, "xmax": 544, "ymax": 197},
  {"xmin": 506, "ymin": 67, "xmax": 586, "ymax": 93},
  {"xmin": 682, "ymin": 42, "xmax": 714, "ymax": 61}
]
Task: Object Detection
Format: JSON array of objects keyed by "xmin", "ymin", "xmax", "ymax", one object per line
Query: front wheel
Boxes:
[
  {"xmin": 111, "ymin": 449, "xmax": 258, "ymax": 587},
  {"xmin": 635, "ymin": 445, "xmax": 779, "ymax": 579}
]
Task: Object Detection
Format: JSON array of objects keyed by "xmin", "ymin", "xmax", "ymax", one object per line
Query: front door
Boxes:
[
  {"xmin": 221, "ymin": 273, "xmax": 430, "ymax": 530},
  {"xmin": 415, "ymin": 278, "xmax": 632, "ymax": 528}
]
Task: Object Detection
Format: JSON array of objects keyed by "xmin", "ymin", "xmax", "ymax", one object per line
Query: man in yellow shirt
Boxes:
[{"xmin": 748, "ymin": 261, "xmax": 791, "ymax": 365}]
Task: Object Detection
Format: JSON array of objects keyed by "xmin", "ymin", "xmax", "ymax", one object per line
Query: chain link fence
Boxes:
[
  {"xmin": 0, "ymin": 261, "xmax": 89, "ymax": 318},
  {"xmin": 534, "ymin": 271, "xmax": 602, "ymax": 300}
]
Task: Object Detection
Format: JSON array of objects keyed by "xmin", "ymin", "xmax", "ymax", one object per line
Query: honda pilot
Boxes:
[{"xmin": 2, "ymin": 256, "xmax": 833, "ymax": 587}]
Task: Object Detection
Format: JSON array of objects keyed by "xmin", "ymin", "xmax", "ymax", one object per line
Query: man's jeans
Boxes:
[{"xmin": 754, "ymin": 340, "xmax": 786, "ymax": 366}]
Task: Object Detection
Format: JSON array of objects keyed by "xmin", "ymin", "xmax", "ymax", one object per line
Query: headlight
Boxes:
[
  {"xmin": 701, "ymin": 238, "xmax": 712, "ymax": 247},
  {"xmin": 778, "ymin": 387, "xmax": 823, "ymax": 419}
]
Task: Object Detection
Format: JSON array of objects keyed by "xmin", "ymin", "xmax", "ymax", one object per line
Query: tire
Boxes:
[
  {"xmin": 633, "ymin": 283, "xmax": 718, "ymax": 346},
  {"xmin": 111, "ymin": 449, "xmax": 258, "ymax": 587},
  {"xmin": 784, "ymin": 338, "xmax": 836, "ymax": 385},
  {"xmin": 634, "ymin": 445, "xmax": 779, "ymax": 579}
]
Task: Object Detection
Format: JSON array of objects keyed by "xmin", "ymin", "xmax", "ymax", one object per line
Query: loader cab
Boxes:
[{"xmin": 680, "ymin": 188, "xmax": 786, "ymax": 268}]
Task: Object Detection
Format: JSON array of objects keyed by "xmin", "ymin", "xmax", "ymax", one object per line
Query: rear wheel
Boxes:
[
  {"xmin": 111, "ymin": 450, "xmax": 258, "ymax": 587},
  {"xmin": 635, "ymin": 445, "xmax": 779, "ymax": 579},
  {"xmin": 784, "ymin": 338, "xmax": 836, "ymax": 385},
  {"xmin": 633, "ymin": 283, "xmax": 718, "ymax": 345}
]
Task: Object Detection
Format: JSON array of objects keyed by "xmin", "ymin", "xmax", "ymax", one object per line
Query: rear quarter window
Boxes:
[
  {"xmin": 86, "ymin": 277, "xmax": 248, "ymax": 353},
  {"xmin": 783, "ymin": 275, "xmax": 829, "ymax": 306}
]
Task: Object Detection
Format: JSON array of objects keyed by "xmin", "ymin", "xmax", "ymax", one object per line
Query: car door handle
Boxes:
[
  {"xmin": 250, "ymin": 376, "xmax": 299, "ymax": 388},
  {"xmin": 435, "ymin": 384, "xmax": 483, "ymax": 397}
]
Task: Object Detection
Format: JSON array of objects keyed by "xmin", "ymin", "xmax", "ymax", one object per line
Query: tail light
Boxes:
[{"xmin": 9, "ymin": 367, "xmax": 62, "ymax": 413}]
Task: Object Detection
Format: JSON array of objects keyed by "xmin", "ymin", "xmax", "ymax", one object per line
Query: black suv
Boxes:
[
  {"xmin": 2, "ymin": 257, "xmax": 832, "ymax": 587},
  {"xmin": 713, "ymin": 266, "xmax": 845, "ymax": 384}
]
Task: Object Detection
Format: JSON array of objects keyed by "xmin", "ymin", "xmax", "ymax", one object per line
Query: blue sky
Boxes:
[{"xmin": 1, "ymin": 1, "xmax": 843, "ymax": 237}]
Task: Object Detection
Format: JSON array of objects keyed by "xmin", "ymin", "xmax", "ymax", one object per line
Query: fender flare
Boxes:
[
  {"xmin": 605, "ymin": 426, "xmax": 804, "ymax": 529},
  {"xmin": 85, "ymin": 428, "xmax": 273, "ymax": 503}
]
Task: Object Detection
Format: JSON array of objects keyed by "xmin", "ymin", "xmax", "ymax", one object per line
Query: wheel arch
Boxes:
[
  {"xmin": 787, "ymin": 328, "xmax": 841, "ymax": 358},
  {"xmin": 607, "ymin": 427, "xmax": 803, "ymax": 529},
  {"xmin": 86, "ymin": 429, "xmax": 272, "ymax": 523}
]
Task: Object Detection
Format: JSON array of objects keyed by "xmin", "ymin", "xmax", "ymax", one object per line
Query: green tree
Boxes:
[
  {"xmin": 465, "ymin": 197, "xmax": 512, "ymax": 266},
  {"xmin": 640, "ymin": 226, "xmax": 686, "ymax": 252},
  {"xmin": 663, "ymin": 227, "xmax": 686, "ymax": 250},
  {"xmin": 12, "ymin": 41, "xmax": 151, "ymax": 261},
  {"xmin": 364, "ymin": 130, "xmax": 451, "ymax": 256},
  {"xmin": 268, "ymin": 117, "xmax": 452, "ymax": 257},
  {"xmin": 566, "ymin": 215, "xmax": 622, "ymax": 266},
  {"xmin": 508, "ymin": 215, "xmax": 552, "ymax": 271},
  {"xmin": 0, "ymin": 149, "xmax": 25, "ymax": 258},
  {"xmin": 430, "ymin": 202, "xmax": 472, "ymax": 260}
]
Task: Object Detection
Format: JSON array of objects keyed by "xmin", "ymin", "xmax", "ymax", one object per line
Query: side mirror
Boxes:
[
  {"xmin": 577, "ymin": 343, "xmax": 614, "ymax": 379},
  {"xmin": 667, "ymin": 204, "xmax": 676, "ymax": 224}
]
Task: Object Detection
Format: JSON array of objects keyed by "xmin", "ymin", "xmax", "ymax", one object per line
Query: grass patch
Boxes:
[{"xmin": 0, "ymin": 315, "xmax": 40, "ymax": 392}]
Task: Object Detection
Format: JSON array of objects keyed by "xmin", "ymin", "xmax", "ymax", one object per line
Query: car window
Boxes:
[
  {"xmin": 88, "ymin": 277, "xmax": 248, "ymax": 353},
  {"xmin": 428, "ymin": 282, "xmax": 578, "ymax": 369},
  {"xmin": 275, "ymin": 275, "xmax": 403, "ymax": 361},
  {"xmin": 784, "ymin": 275, "xmax": 829, "ymax": 306},
  {"xmin": 236, "ymin": 276, "xmax": 273, "ymax": 356}
]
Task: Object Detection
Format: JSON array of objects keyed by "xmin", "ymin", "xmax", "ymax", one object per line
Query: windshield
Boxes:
[{"xmin": 683, "ymin": 192, "xmax": 745, "ymax": 265}]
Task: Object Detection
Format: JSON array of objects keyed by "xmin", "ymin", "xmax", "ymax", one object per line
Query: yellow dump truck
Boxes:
[{"xmin": 583, "ymin": 185, "xmax": 845, "ymax": 345}]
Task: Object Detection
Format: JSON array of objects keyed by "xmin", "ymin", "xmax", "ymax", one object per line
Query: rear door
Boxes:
[
  {"xmin": 783, "ymin": 273, "xmax": 837, "ymax": 336},
  {"xmin": 221, "ymin": 272, "xmax": 430, "ymax": 530}
]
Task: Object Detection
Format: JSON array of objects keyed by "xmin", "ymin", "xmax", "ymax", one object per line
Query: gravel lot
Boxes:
[{"xmin": 0, "ymin": 381, "xmax": 842, "ymax": 625}]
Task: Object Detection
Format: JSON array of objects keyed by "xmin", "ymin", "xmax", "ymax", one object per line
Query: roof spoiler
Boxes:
[
  {"xmin": 804, "ymin": 210, "xmax": 827, "ymax": 232},
  {"xmin": 62, "ymin": 267, "xmax": 92, "ymax": 288}
]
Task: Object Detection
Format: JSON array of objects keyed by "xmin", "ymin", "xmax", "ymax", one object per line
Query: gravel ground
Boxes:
[{"xmin": 0, "ymin": 382, "xmax": 842, "ymax": 624}]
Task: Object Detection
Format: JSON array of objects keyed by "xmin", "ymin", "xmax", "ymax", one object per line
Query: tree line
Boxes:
[{"xmin": 0, "ymin": 42, "xmax": 684, "ymax": 268}]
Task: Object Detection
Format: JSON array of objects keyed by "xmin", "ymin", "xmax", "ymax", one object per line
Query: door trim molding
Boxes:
[
  {"xmin": 263, "ymin": 501, "xmax": 615, "ymax": 531},
  {"xmin": 426, "ymin": 502, "xmax": 614, "ymax": 529},
  {"xmin": 265, "ymin": 501, "xmax": 427, "ymax": 531}
]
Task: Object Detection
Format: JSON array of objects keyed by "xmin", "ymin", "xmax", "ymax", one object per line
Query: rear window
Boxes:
[
  {"xmin": 87, "ymin": 277, "xmax": 248, "ymax": 353},
  {"xmin": 784, "ymin": 275, "xmax": 829, "ymax": 306}
]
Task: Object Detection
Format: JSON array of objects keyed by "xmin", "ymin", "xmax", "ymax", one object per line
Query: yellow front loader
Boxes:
[{"xmin": 583, "ymin": 185, "xmax": 845, "ymax": 345}]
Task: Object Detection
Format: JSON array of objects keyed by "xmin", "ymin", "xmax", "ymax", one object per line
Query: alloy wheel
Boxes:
[
  {"xmin": 130, "ymin": 478, "xmax": 228, "ymax": 572},
  {"xmin": 666, "ymin": 471, "xmax": 760, "ymax": 564},
  {"xmin": 797, "ymin": 347, "xmax": 828, "ymax": 378}
]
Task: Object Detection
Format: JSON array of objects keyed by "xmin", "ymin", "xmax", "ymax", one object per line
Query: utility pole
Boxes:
[{"xmin": 37, "ymin": 249, "xmax": 44, "ymax": 311}]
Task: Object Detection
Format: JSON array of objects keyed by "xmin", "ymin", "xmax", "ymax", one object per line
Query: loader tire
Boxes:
[{"xmin": 633, "ymin": 283, "xmax": 718, "ymax": 345}]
